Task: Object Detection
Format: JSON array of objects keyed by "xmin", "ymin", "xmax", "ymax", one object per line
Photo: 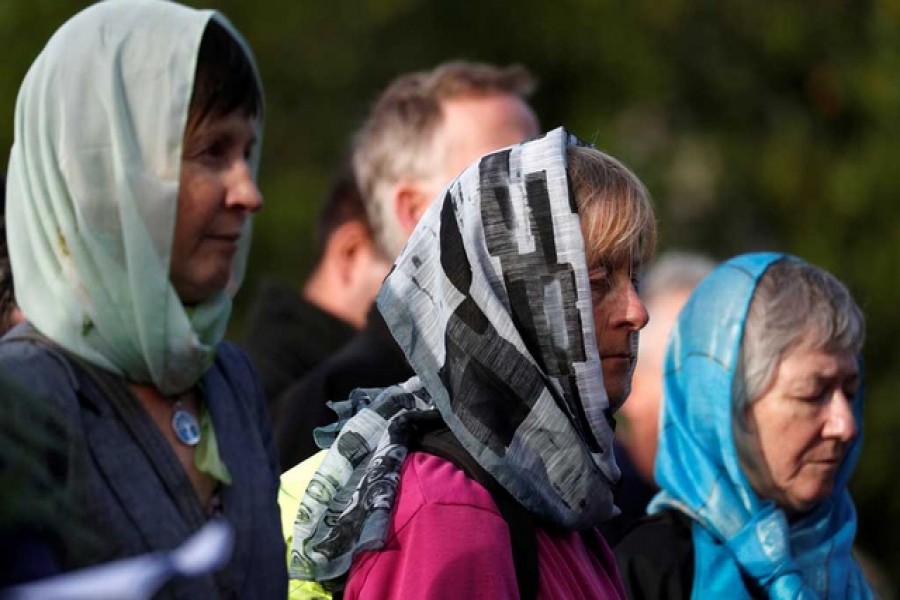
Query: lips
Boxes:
[
  {"xmin": 807, "ymin": 448, "xmax": 844, "ymax": 469},
  {"xmin": 207, "ymin": 229, "xmax": 242, "ymax": 240},
  {"xmin": 205, "ymin": 231, "xmax": 243, "ymax": 245},
  {"xmin": 600, "ymin": 352, "xmax": 634, "ymax": 361}
]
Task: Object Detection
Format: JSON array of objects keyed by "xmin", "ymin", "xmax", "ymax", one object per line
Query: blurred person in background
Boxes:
[
  {"xmin": 275, "ymin": 60, "xmax": 541, "ymax": 469},
  {"xmin": 0, "ymin": 175, "xmax": 24, "ymax": 336},
  {"xmin": 0, "ymin": 370, "xmax": 88, "ymax": 587},
  {"xmin": 615, "ymin": 253, "xmax": 874, "ymax": 598},
  {"xmin": 0, "ymin": 1, "xmax": 286, "ymax": 596},
  {"xmin": 241, "ymin": 165, "xmax": 391, "ymax": 417},
  {"xmin": 601, "ymin": 251, "xmax": 715, "ymax": 544}
]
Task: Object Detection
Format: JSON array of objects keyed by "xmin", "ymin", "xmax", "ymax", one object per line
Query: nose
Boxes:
[
  {"xmin": 822, "ymin": 392, "xmax": 857, "ymax": 443},
  {"xmin": 226, "ymin": 159, "xmax": 263, "ymax": 213},
  {"xmin": 623, "ymin": 283, "xmax": 649, "ymax": 331}
]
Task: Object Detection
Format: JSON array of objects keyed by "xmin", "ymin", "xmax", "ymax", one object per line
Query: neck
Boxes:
[{"xmin": 303, "ymin": 270, "xmax": 364, "ymax": 329}]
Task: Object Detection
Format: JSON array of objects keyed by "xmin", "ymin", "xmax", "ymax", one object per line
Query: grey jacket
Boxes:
[{"xmin": 0, "ymin": 324, "xmax": 287, "ymax": 599}]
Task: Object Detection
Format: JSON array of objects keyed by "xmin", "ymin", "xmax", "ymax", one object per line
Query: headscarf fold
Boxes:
[
  {"xmin": 6, "ymin": 0, "xmax": 262, "ymax": 395},
  {"xmin": 649, "ymin": 252, "xmax": 873, "ymax": 599},
  {"xmin": 290, "ymin": 127, "xmax": 621, "ymax": 584}
]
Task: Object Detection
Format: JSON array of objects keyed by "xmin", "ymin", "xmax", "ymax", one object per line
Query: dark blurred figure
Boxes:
[
  {"xmin": 275, "ymin": 60, "xmax": 541, "ymax": 470},
  {"xmin": 241, "ymin": 166, "xmax": 390, "ymax": 415},
  {"xmin": 0, "ymin": 369, "xmax": 96, "ymax": 587},
  {"xmin": 601, "ymin": 251, "xmax": 715, "ymax": 544},
  {"xmin": 0, "ymin": 175, "xmax": 24, "ymax": 336}
]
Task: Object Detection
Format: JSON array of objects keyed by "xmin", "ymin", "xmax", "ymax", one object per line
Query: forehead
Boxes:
[
  {"xmin": 587, "ymin": 252, "xmax": 643, "ymax": 275},
  {"xmin": 435, "ymin": 94, "xmax": 538, "ymax": 177},
  {"xmin": 186, "ymin": 111, "xmax": 259, "ymax": 141},
  {"xmin": 778, "ymin": 343, "xmax": 858, "ymax": 381}
]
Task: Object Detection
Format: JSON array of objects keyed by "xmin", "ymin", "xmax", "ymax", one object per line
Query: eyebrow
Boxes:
[
  {"xmin": 187, "ymin": 126, "xmax": 258, "ymax": 152},
  {"xmin": 791, "ymin": 370, "xmax": 859, "ymax": 393}
]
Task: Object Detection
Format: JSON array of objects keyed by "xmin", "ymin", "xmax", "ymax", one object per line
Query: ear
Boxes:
[
  {"xmin": 326, "ymin": 220, "xmax": 372, "ymax": 285},
  {"xmin": 393, "ymin": 180, "xmax": 433, "ymax": 237}
]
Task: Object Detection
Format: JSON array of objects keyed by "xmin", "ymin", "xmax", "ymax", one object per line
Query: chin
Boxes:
[
  {"xmin": 606, "ymin": 388, "xmax": 628, "ymax": 411},
  {"xmin": 787, "ymin": 488, "xmax": 833, "ymax": 515}
]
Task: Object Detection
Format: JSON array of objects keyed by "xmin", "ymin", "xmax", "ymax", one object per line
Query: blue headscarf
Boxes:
[{"xmin": 649, "ymin": 253, "xmax": 873, "ymax": 598}]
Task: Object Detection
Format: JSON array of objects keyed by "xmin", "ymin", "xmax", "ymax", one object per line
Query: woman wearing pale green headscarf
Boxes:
[{"xmin": 1, "ymin": 1, "xmax": 286, "ymax": 596}]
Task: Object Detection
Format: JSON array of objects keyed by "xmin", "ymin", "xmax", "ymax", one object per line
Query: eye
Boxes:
[
  {"xmin": 794, "ymin": 386, "xmax": 829, "ymax": 404},
  {"xmin": 243, "ymin": 140, "xmax": 256, "ymax": 161},
  {"xmin": 205, "ymin": 141, "xmax": 228, "ymax": 159},
  {"xmin": 589, "ymin": 269, "xmax": 611, "ymax": 297},
  {"xmin": 630, "ymin": 273, "xmax": 641, "ymax": 294},
  {"xmin": 804, "ymin": 391, "xmax": 829, "ymax": 404},
  {"xmin": 185, "ymin": 139, "xmax": 228, "ymax": 167}
]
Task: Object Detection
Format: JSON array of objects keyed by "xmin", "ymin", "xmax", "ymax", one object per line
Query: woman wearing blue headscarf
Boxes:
[{"xmin": 614, "ymin": 253, "xmax": 873, "ymax": 598}]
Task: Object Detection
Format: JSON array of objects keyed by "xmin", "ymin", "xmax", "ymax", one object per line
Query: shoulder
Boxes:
[
  {"xmin": 279, "ymin": 450, "xmax": 327, "ymax": 546},
  {"xmin": 314, "ymin": 317, "xmax": 412, "ymax": 399},
  {"xmin": 275, "ymin": 328, "xmax": 411, "ymax": 424},
  {"xmin": 0, "ymin": 325, "xmax": 81, "ymax": 410},
  {"xmin": 214, "ymin": 340, "xmax": 256, "ymax": 371},
  {"xmin": 345, "ymin": 453, "xmax": 517, "ymax": 599},
  {"xmin": 395, "ymin": 452, "xmax": 501, "ymax": 517},
  {"xmin": 616, "ymin": 509, "xmax": 693, "ymax": 555},
  {"xmin": 206, "ymin": 342, "xmax": 272, "ymax": 444},
  {"xmin": 211, "ymin": 341, "xmax": 267, "ymax": 399},
  {"xmin": 613, "ymin": 510, "xmax": 694, "ymax": 600}
]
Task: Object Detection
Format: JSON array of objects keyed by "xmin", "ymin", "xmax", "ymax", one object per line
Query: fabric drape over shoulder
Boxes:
[
  {"xmin": 5, "ymin": 0, "xmax": 262, "ymax": 395},
  {"xmin": 650, "ymin": 253, "xmax": 873, "ymax": 598},
  {"xmin": 290, "ymin": 127, "xmax": 622, "ymax": 585}
]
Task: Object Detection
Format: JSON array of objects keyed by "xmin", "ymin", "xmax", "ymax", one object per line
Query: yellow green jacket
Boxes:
[{"xmin": 279, "ymin": 451, "xmax": 330, "ymax": 600}]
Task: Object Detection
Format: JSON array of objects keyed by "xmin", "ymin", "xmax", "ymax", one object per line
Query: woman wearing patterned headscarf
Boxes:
[
  {"xmin": 1, "ymin": 1, "xmax": 285, "ymax": 596},
  {"xmin": 288, "ymin": 127, "xmax": 656, "ymax": 599},
  {"xmin": 614, "ymin": 254, "xmax": 873, "ymax": 599}
]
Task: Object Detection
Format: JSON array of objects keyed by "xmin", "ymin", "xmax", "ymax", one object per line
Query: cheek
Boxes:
[
  {"xmin": 759, "ymin": 417, "xmax": 816, "ymax": 481},
  {"xmin": 592, "ymin": 303, "xmax": 611, "ymax": 339},
  {"xmin": 748, "ymin": 405, "xmax": 792, "ymax": 475},
  {"xmin": 171, "ymin": 200, "xmax": 196, "ymax": 259},
  {"xmin": 173, "ymin": 179, "xmax": 216, "ymax": 247}
]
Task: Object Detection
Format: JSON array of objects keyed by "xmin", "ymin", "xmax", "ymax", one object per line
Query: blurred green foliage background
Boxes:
[{"xmin": 2, "ymin": 0, "xmax": 898, "ymax": 588}]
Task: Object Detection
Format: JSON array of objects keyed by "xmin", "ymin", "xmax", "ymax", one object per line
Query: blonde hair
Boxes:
[
  {"xmin": 352, "ymin": 61, "xmax": 535, "ymax": 258},
  {"xmin": 567, "ymin": 145, "xmax": 657, "ymax": 272}
]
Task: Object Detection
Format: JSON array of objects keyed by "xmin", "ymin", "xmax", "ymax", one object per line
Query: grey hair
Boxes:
[
  {"xmin": 351, "ymin": 61, "xmax": 535, "ymax": 260},
  {"xmin": 733, "ymin": 257, "xmax": 865, "ymax": 497},
  {"xmin": 640, "ymin": 250, "xmax": 716, "ymax": 301}
]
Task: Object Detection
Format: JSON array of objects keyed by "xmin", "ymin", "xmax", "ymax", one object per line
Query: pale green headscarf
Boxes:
[{"xmin": 5, "ymin": 0, "xmax": 262, "ymax": 395}]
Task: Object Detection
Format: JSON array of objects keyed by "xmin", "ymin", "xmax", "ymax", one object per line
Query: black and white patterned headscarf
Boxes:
[{"xmin": 290, "ymin": 127, "xmax": 620, "ymax": 584}]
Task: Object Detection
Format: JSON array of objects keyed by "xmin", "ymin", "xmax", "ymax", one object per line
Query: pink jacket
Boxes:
[{"xmin": 344, "ymin": 452, "xmax": 627, "ymax": 599}]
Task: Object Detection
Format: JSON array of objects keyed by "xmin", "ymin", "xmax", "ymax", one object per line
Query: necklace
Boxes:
[{"xmin": 171, "ymin": 401, "xmax": 201, "ymax": 446}]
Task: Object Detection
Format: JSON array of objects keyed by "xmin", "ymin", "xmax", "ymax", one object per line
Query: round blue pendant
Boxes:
[{"xmin": 172, "ymin": 406, "xmax": 201, "ymax": 446}]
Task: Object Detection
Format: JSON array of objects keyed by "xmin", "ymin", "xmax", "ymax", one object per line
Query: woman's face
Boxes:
[
  {"xmin": 745, "ymin": 344, "xmax": 859, "ymax": 514},
  {"xmin": 171, "ymin": 111, "xmax": 262, "ymax": 305},
  {"xmin": 589, "ymin": 264, "xmax": 649, "ymax": 409}
]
